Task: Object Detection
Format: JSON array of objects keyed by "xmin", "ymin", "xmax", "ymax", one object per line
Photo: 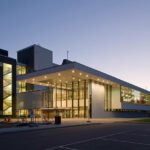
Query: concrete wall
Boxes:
[
  {"xmin": 34, "ymin": 45, "xmax": 53, "ymax": 71},
  {"xmin": 91, "ymin": 82, "xmax": 104, "ymax": 118}
]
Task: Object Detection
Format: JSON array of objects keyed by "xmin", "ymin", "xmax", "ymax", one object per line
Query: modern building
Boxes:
[
  {"xmin": 16, "ymin": 44, "xmax": 150, "ymax": 118},
  {"xmin": 0, "ymin": 49, "xmax": 16, "ymax": 117}
]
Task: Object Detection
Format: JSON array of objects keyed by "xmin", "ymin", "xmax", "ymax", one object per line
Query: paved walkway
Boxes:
[{"xmin": 0, "ymin": 118, "xmax": 144, "ymax": 134}]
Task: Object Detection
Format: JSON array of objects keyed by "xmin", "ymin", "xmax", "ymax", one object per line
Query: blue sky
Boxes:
[{"xmin": 0, "ymin": 0, "xmax": 150, "ymax": 89}]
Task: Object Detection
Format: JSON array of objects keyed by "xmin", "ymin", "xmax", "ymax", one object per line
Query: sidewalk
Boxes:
[{"xmin": 0, "ymin": 118, "xmax": 142, "ymax": 135}]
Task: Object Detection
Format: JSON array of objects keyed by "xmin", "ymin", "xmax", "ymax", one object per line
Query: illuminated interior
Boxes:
[{"xmin": 3, "ymin": 63, "xmax": 12, "ymax": 115}]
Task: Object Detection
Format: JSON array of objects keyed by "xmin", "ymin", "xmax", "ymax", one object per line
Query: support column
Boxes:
[
  {"xmin": 0, "ymin": 63, "xmax": 3, "ymax": 116},
  {"xmin": 89, "ymin": 80, "xmax": 92, "ymax": 118},
  {"xmin": 72, "ymin": 81, "xmax": 74, "ymax": 118},
  {"xmin": 61, "ymin": 83, "xmax": 62, "ymax": 107},
  {"xmin": 78, "ymin": 81, "xmax": 80, "ymax": 118},
  {"xmin": 55, "ymin": 84, "xmax": 57, "ymax": 116},
  {"xmin": 47, "ymin": 87, "xmax": 50, "ymax": 121},
  {"xmin": 84, "ymin": 80, "xmax": 86, "ymax": 118},
  {"xmin": 66, "ymin": 83, "xmax": 67, "ymax": 108}
]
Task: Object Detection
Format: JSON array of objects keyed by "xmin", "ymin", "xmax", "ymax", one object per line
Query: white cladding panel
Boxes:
[
  {"xmin": 111, "ymin": 87, "xmax": 121, "ymax": 109},
  {"xmin": 92, "ymin": 83, "xmax": 104, "ymax": 118}
]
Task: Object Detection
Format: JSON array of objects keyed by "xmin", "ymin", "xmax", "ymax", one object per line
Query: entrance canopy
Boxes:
[
  {"xmin": 17, "ymin": 61, "xmax": 150, "ymax": 94},
  {"xmin": 17, "ymin": 61, "xmax": 116, "ymax": 87}
]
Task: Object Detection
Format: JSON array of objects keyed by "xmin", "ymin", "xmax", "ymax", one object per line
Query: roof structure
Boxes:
[{"xmin": 17, "ymin": 60, "xmax": 150, "ymax": 95}]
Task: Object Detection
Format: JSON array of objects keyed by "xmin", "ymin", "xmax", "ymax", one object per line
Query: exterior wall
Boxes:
[
  {"xmin": 34, "ymin": 45, "xmax": 53, "ymax": 71},
  {"xmin": 17, "ymin": 47, "xmax": 34, "ymax": 73},
  {"xmin": 17, "ymin": 90, "xmax": 45, "ymax": 110},
  {"xmin": 91, "ymin": 82, "xmax": 104, "ymax": 118},
  {"xmin": 111, "ymin": 86, "xmax": 121, "ymax": 109},
  {"xmin": 0, "ymin": 55, "xmax": 16, "ymax": 116},
  {"xmin": 122, "ymin": 102, "xmax": 150, "ymax": 111}
]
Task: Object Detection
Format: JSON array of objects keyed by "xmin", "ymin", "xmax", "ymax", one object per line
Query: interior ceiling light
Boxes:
[
  {"xmin": 58, "ymin": 73, "xmax": 61, "ymax": 76},
  {"xmin": 44, "ymin": 76, "xmax": 47, "ymax": 79},
  {"xmin": 86, "ymin": 75, "xmax": 89, "ymax": 78},
  {"xmin": 79, "ymin": 72, "xmax": 82, "ymax": 76},
  {"xmin": 72, "ymin": 70, "xmax": 75, "ymax": 73}
]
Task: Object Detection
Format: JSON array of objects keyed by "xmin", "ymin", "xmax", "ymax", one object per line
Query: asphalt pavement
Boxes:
[{"xmin": 0, "ymin": 122, "xmax": 150, "ymax": 150}]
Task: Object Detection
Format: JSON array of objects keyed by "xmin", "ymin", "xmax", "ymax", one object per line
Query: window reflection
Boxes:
[{"xmin": 121, "ymin": 86, "xmax": 150, "ymax": 105}]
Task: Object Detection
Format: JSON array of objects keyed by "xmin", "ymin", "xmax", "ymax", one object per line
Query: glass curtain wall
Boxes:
[
  {"xmin": 52, "ymin": 80, "xmax": 89, "ymax": 118},
  {"xmin": 17, "ymin": 65, "xmax": 27, "ymax": 93},
  {"xmin": 3, "ymin": 63, "xmax": 12, "ymax": 115},
  {"xmin": 104, "ymin": 84, "xmax": 112, "ymax": 111},
  {"xmin": 121, "ymin": 86, "xmax": 150, "ymax": 105}
]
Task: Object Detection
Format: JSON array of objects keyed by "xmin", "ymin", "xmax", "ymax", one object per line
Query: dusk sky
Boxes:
[{"xmin": 0, "ymin": 0, "xmax": 150, "ymax": 90}]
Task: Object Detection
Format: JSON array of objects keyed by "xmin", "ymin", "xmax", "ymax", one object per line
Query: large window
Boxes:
[
  {"xmin": 3, "ymin": 63, "xmax": 12, "ymax": 115},
  {"xmin": 17, "ymin": 65, "xmax": 26, "ymax": 75},
  {"xmin": 121, "ymin": 86, "xmax": 150, "ymax": 105}
]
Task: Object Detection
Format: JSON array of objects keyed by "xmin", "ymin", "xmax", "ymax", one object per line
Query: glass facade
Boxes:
[
  {"xmin": 47, "ymin": 80, "xmax": 89, "ymax": 118},
  {"xmin": 121, "ymin": 86, "xmax": 150, "ymax": 105},
  {"xmin": 104, "ymin": 84, "xmax": 112, "ymax": 111},
  {"xmin": 17, "ymin": 65, "xmax": 26, "ymax": 75},
  {"xmin": 17, "ymin": 80, "xmax": 90, "ymax": 118},
  {"xmin": 17, "ymin": 65, "xmax": 27, "ymax": 93},
  {"xmin": 3, "ymin": 63, "xmax": 12, "ymax": 115}
]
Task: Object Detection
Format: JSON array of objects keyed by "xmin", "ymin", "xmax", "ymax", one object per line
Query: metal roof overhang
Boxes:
[{"xmin": 17, "ymin": 62, "xmax": 150, "ymax": 95}]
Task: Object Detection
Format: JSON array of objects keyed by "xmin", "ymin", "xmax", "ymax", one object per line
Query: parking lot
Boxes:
[
  {"xmin": 0, "ymin": 122, "xmax": 150, "ymax": 150},
  {"xmin": 46, "ymin": 123, "xmax": 150, "ymax": 150}
]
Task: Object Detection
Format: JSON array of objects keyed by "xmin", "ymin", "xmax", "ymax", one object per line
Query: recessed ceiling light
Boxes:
[
  {"xmin": 72, "ymin": 70, "xmax": 75, "ymax": 73},
  {"xmin": 72, "ymin": 77, "xmax": 75, "ymax": 80},
  {"xmin": 58, "ymin": 73, "xmax": 61, "ymax": 76},
  {"xmin": 97, "ymin": 78, "xmax": 100, "ymax": 81},
  {"xmin": 44, "ymin": 76, "xmax": 47, "ymax": 79},
  {"xmin": 79, "ymin": 72, "xmax": 82, "ymax": 76},
  {"xmin": 86, "ymin": 75, "xmax": 88, "ymax": 78},
  {"xmin": 32, "ymin": 78, "xmax": 35, "ymax": 81},
  {"xmin": 59, "ymin": 80, "xmax": 62, "ymax": 82}
]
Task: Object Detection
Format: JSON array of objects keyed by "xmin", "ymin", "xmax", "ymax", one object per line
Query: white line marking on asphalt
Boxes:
[
  {"xmin": 124, "ymin": 133, "xmax": 150, "ymax": 137},
  {"xmin": 46, "ymin": 130, "xmax": 131, "ymax": 150},
  {"xmin": 101, "ymin": 138, "xmax": 150, "ymax": 146},
  {"xmin": 59, "ymin": 146, "xmax": 77, "ymax": 150}
]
